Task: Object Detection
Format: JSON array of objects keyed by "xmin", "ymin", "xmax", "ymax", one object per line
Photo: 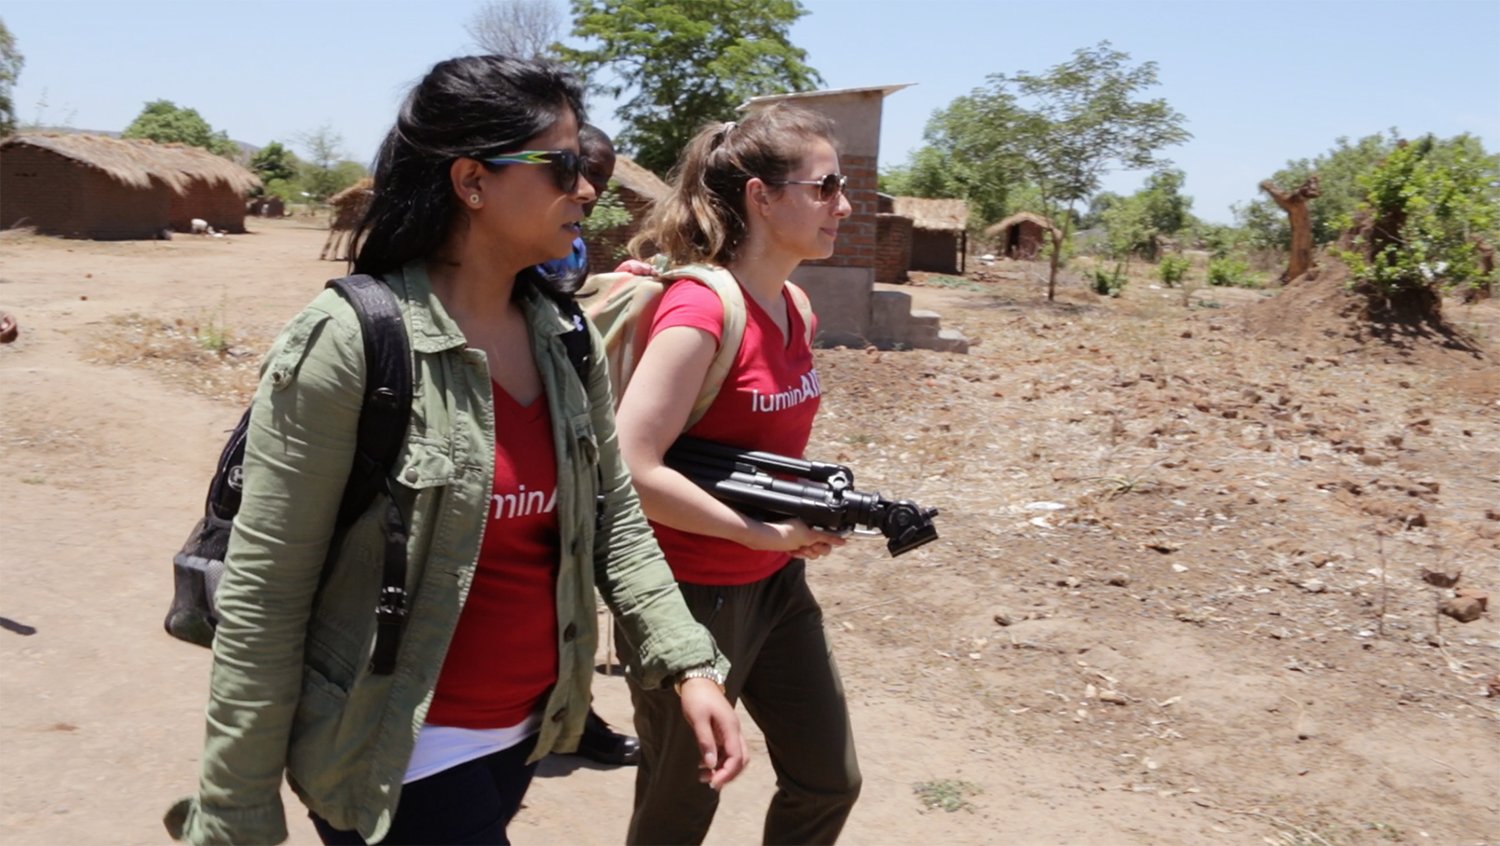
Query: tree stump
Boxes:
[{"xmin": 1260, "ymin": 175, "xmax": 1321, "ymax": 283}]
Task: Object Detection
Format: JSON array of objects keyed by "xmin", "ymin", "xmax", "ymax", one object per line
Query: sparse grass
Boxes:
[
  {"xmin": 21, "ymin": 476, "xmax": 46, "ymax": 485},
  {"xmin": 89, "ymin": 312, "xmax": 263, "ymax": 404},
  {"xmin": 912, "ymin": 779, "xmax": 981, "ymax": 813},
  {"xmin": 924, "ymin": 275, "xmax": 984, "ymax": 292},
  {"xmin": 195, "ymin": 295, "xmax": 234, "ymax": 353}
]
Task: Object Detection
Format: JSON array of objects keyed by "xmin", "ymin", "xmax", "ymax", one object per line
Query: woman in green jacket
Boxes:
[{"xmin": 166, "ymin": 55, "xmax": 745, "ymax": 846}]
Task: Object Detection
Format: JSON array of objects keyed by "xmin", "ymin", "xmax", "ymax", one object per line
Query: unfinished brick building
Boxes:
[{"xmin": 742, "ymin": 85, "xmax": 967, "ymax": 352}]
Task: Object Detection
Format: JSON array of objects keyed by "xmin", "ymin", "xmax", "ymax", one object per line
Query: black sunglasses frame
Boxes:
[{"xmin": 479, "ymin": 149, "xmax": 587, "ymax": 195}]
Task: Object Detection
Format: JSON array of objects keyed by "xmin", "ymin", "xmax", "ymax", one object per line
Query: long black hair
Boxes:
[{"xmin": 351, "ymin": 55, "xmax": 587, "ymax": 291}]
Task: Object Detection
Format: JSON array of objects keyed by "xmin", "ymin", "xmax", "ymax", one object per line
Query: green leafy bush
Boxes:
[
  {"xmin": 581, "ymin": 188, "xmax": 631, "ymax": 235},
  {"xmin": 1157, "ymin": 254, "xmax": 1191, "ymax": 287},
  {"xmin": 1090, "ymin": 262, "xmax": 1127, "ymax": 297},
  {"xmin": 1206, "ymin": 256, "xmax": 1260, "ymax": 288},
  {"xmin": 1336, "ymin": 135, "xmax": 1499, "ymax": 298}
]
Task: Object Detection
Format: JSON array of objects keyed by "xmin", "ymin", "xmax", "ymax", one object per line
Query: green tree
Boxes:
[
  {"xmin": 1338, "ymin": 134, "xmax": 1500, "ymax": 303},
  {"xmin": 879, "ymin": 147, "xmax": 968, "ymax": 200},
  {"xmin": 1099, "ymin": 193, "xmax": 1152, "ymax": 262},
  {"xmin": 907, "ymin": 93, "xmax": 1029, "ymax": 226},
  {"xmin": 924, "ymin": 42, "xmax": 1190, "ymax": 299},
  {"xmin": 560, "ymin": 0, "xmax": 822, "ymax": 174},
  {"xmin": 1097, "ymin": 169, "xmax": 1195, "ymax": 260},
  {"xmin": 249, "ymin": 141, "xmax": 299, "ymax": 186},
  {"xmin": 1138, "ymin": 168, "xmax": 1193, "ymax": 241},
  {"xmin": 122, "ymin": 100, "xmax": 236, "ymax": 157},
  {"xmin": 331, "ymin": 160, "xmax": 368, "ymax": 192},
  {"xmin": 295, "ymin": 125, "xmax": 355, "ymax": 200},
  {"xmin": 0, "ymin": 17, "xmax": 23, "ymax": 137},
  {"xmin": 1079, "ymin": 191, "xmax": 1123, "ymax": 231},
  {"xmin": 582, "ymin": 189, "xmax": 631, "ymax": 233}
]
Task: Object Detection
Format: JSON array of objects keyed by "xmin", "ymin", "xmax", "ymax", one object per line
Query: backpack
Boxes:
[
  {"xmin": 575, "ymin": 262, "xmax": 814, "ymax": 428},
  {"xmin": 165, "ymin": 274, "xmax": 594, "ymax": 675}
]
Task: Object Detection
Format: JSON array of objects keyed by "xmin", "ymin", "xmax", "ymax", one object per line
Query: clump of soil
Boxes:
[{"xmin": 1241, "ymin": 257, "xmax": 1487, "ymax": 367}]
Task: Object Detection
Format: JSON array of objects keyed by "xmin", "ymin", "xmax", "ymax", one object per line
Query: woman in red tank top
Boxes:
[{"xmin": 614, "ymin": 105, "xmax": 863, "ymax": 845}]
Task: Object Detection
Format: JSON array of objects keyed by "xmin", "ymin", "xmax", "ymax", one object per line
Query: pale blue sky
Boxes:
[{"xmin": 5, "ymin": 0, "xmax": 1498, "ymax": 223}]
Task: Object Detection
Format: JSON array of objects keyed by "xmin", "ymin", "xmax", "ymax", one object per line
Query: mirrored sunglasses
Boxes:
[
  {"xmin": 480, "ymin": 149, "xmax": 586, "ymax": 194},
  {"xmin": 771, "ymin": 173, "xmax": 847, "ymax": 202}
]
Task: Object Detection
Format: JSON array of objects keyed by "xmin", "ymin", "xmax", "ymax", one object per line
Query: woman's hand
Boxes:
[
  {"xmin": 743, "ymin": 518, "xmax": 847, "ymax": 560},
  {"xmin": 678, "ymin": 679, "xmax": 748, "ymax": 790}
]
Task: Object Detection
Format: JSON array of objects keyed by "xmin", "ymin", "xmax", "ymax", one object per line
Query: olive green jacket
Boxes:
[{"xmin": 166, "ymin": 261, "xmax": 727, "ymax": 845}]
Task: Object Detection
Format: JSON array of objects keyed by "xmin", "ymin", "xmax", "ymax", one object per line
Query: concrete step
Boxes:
[
  {"xmin": 931, "ymin": 327, "xmax": 971, "ymax": 353},
  {"xmin": 863, "ymin": 298, "xmax": 968, "ymax": 354},
  {"xmin": 904, "ymin": 309, "xmax": 942, "ymax": 344}
]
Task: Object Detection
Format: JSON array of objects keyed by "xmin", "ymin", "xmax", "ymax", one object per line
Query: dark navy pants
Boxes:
[{"xmin": 310, "ymin": 733, "xmax": 540, "ymax": 845}]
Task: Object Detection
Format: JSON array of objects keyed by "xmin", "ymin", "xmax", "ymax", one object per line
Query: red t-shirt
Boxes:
[
  {"xmin": 648, "ymin": 279, "xmax": 820, "ymax": 585},
  {"xmin": 425, "ymin": 384, "xmax": 560, "ymax": 729}
]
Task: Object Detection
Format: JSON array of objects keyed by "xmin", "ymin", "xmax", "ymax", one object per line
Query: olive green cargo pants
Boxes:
[{"xmin": 617, "ymin": 560, "xmax": 862, "ymax": 845}]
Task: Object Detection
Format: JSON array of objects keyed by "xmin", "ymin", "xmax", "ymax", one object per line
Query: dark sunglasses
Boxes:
[
  {"xmin": 480, "ymin": 149, "xmax": 586, "ymax": 194},
  {"xmin": 770, "ymin": 173, "xmax": 847, "ymax": 203}
]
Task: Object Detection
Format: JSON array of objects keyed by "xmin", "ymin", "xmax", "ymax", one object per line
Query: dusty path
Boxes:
[{"xmin": 2, "ymin": 220, "xmax": 1497, "ymax": 845}]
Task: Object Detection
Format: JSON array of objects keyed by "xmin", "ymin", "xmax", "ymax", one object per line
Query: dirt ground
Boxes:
[{"xmin": 2, "ymin": 218, "xmax": 1498, "ymax": 846}]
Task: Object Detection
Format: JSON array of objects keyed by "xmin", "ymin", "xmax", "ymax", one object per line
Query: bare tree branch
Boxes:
[{"xmin": 466, "ymin": 0, "xmax": 563, "ymax": 60}]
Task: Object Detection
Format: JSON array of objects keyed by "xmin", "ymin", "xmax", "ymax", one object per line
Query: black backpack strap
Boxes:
[
  {"xmin": 555, "ymin": 295, "xmax": 593, "ymax": 383},
  {"xmin": 551, "ymin": 295, "xmax": 607, "ymax": 531},
  {"xmin": 326, "ymin": 274, "xmax": 412, "ymax": 676}
]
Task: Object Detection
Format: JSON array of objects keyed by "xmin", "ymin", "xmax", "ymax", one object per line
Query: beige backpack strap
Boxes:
[
  {"xmin": 661, "ymin": 264, "xmax": 747, "ymax": 430},
  {"xmin": 785, "ymin": 281, "xmax": 816, "ymax": 348}
]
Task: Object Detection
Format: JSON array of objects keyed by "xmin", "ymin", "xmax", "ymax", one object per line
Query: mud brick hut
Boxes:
[
  {"xmin": 986, "ymin": 211, "xmax": 1058, "ymax": 261},
  {"xmin": 889, "ymin": 196, "xmax": 969, "ymax": 275},
  {"xmin": 0, "ymin": 133, "xmax": 260, "ymax": 239},
  {"xmin": 583, "ymin": 155, "xmax": 671, "ymax": 274}
]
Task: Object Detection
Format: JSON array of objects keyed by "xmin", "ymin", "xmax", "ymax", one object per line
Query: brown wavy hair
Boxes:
[{"xmin": 630, "ymin": 104, "xmax": 839, "ymax": 266}]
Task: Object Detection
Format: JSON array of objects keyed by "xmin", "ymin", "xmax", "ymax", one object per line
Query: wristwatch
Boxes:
[{"xmin": 673, "ymin": 665, "xmax": 726, "ymax": 696}]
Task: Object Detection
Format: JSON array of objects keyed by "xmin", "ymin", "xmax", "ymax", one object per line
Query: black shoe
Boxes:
[{"xmin": 572, "ymin": 709, "xmax": 641, "ymax": 766}]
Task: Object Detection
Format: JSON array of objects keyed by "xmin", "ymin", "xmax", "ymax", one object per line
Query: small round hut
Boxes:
[{"xmin": 985, "ymin": 212, "xmax": 1059, "ymax": 261}]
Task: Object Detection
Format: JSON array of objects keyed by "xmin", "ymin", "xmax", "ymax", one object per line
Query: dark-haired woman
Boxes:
[
  {"xmin": 165, "ymin": 55, "xmax": 744, "ymax": 846},
  {"xmin": 613, "ymin": 105, "xmax": 860, "ymax": 845}
]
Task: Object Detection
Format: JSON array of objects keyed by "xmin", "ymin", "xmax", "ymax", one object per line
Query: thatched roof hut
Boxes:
[
  {"xmin": 0, "ymin": 133, "xmax": 261, "ymax": 238},
  {"xmin": 890, "ymin": 197, "xmax": 969, "ymax": 233},
  {"xmin": 985, "ymin": 212, "xmax": 1058, "ymax": 260},
  {"xmin": 887, "ymin": 196, "xmax": 970, "ymax": 274},
  {"xmin": 585, "ymin": 155, "xmax": 671, "ymax": 274},
  {"xmin": 609, "ymin": 156, "xmax": 670, "ymax": 204},
  {"xmin": 327, "ymin": 177, "xmax": 374, "ymax": 209}
]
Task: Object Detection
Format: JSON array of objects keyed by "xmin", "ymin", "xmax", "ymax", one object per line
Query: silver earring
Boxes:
[{"xmin": 469, "ymin": 193, "xmax": 481, "ymax": 206}]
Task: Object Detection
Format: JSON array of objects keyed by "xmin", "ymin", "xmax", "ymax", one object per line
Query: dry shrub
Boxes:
[{"xmin": 88, "ymin": 313, "xmax": 262, "ymax": 404}]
